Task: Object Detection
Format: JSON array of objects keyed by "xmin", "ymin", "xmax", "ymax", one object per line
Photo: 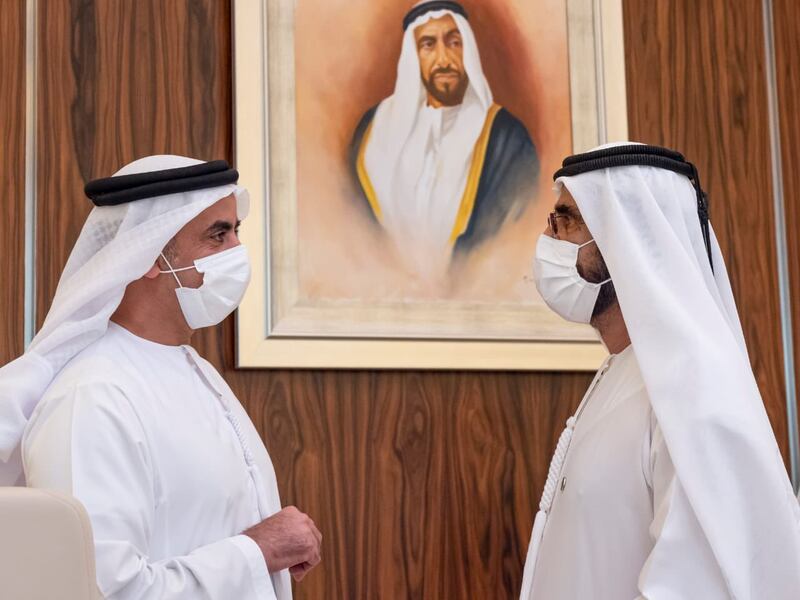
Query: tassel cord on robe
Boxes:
[{"xmin": 519, "ymin": 356, "xmax": 615, "ymax": 599}]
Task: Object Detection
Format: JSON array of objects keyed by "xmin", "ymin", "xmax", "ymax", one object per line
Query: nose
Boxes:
[
  {"xmin": 225, "ymin": 234, "xmax": 242, "ymax": 251},
  {"xmin": 433, "ymin": 40, "xmax": 450, "ymax": 69}
]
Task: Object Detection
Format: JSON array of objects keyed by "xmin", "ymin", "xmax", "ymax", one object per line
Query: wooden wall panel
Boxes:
[
  {"xmin": 773, "ymin": 0, "xmax": 800, "ymax": 457},
  {"xmin": 623, "ymin": 0, "xmax": 790, "ymax": 463},
  {"xmin": 203, "ymin": 319, "xmax": 592, "ymax": 599},
  {"xmin": 35, "ymin": 0, "xmax": 232, "ymax": 324},
  {"xmin": 0, "ymin": 0, "xmax": 26, "ymax": 363}
]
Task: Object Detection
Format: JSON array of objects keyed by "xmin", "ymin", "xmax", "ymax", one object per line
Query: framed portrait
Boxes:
[{"xmin": 233, "ymin": 0, "xmax": 628, "ymax": 370}]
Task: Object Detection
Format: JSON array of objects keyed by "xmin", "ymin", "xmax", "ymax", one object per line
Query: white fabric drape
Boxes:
[{"xmin": 521, "ymin": 347, "xmax": 730, "ymax": 599}]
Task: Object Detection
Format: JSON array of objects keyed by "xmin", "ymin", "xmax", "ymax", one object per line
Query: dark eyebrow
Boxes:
[
  {"xmin": 555, "ymin": 204, "xmax": 584, "ymax": 223},
  {"xmin": 444, "ymin": 28, "xmax": 461, "ymax": 40},
  {"xmin": 554, "ymin": 203, "xmax": 575, "ymax": 216},
  {"xmin": 205, "ymin": 219, "xmax": 241, "ymax": 236},
  {"xmin": 417, "ymin": 34, "xmax": 437, "ymax": 47}
]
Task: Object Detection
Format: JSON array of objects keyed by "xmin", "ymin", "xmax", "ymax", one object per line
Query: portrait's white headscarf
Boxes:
[
  {"xmin": 364, "ymin": 2, "xmax": 493, "ymax": 245},
  {"xmin": 0, "ymin": 155, "xmax": 249, "ymax": 486},
  {"xmin": 544, "ymin": 143, "xmax": 800, "ymax": 596}
]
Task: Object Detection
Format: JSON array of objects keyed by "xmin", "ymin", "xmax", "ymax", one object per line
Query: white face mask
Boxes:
[
  {"xmin": 159, "ymin": 245, "xmax": 251, "ymax": 330},
  {"xmin": 533, "ymin": 234, "xmax": 611, "ymax": 324}
]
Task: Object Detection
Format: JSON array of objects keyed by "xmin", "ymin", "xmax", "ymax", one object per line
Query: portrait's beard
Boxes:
[
  {"xmin": 577, "ymin": 248, "xmax": 617, "ymax": 322},
  {"xmin": 422, "ymin": 68, "xmax": 469, "ymax": 107}
]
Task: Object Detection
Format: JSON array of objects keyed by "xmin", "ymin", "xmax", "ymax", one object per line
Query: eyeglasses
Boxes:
[{"xmin": 547, "ymin": 212, "xmax": 570, "ymax": 238}]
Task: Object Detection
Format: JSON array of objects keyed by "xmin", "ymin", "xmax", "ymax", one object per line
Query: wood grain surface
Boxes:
[
  {"xmin": 0, "ymin": 0, "xmax": 26, "ymax": 363},
  {"xmin": 35, "ymin": 0, "xmax": 232, "ymax": 324},
  {"xmin": 18, "ymin": 0, "xmax": 794, "ymax": 598},
  {"xmin": 202, "ymin": 319, "xmax": 592, "ymax": 599},
  {"xmin": 623, "ymin": 0, "xmax": 790, "ymax": 463}
]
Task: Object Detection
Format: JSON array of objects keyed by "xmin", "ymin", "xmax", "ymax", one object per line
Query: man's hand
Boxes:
[{"xmin": 243, "ymin": 506, "xmax": 322, "ymax": 581}]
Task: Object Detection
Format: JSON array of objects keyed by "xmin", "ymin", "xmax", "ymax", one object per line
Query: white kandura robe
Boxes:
[
  {"xmin": 383, "ymin": 103, "xmax": 471, "ymax": 279},
  {"xmin": 522, "ymin": 346, "xmax": 730, "ymax": 599},
  {"xmin": 22, "ymin": 322, "xmax": 291, "ymax": 600}
]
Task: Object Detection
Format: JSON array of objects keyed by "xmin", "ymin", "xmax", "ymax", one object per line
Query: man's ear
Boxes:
[{"xmin": 143, "ymin": 262, "xmax": 161, "ymax": 280}]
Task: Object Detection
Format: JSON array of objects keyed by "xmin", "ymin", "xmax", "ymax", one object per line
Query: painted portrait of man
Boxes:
[
  {"xmin": 350, "ymin": 1, "xmax": 540, "ymax": 280},
  {"xmin": 289, "ymin": 0, "xmax": 575, "ymax": 314},
  {"xmin": 236, "ymin": 0, "xmax": 626, "ymax": 363}
]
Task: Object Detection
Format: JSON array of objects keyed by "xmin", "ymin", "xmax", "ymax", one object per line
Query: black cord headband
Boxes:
[
  {"xmin": 402, "ymin": 1, "xmax": 468, "ymax": 31},
  {"xmin": 85, "ymin": 160, "xmax": 239, "ymax": 206},
  {"xmin": 553, "ymin": 144, "xmax": 714, "ymax": 273}
]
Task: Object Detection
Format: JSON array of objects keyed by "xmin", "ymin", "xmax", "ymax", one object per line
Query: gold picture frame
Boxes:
[{"xmin": 232, "ymin": 0, "xmax": 627, "ymax": 370}]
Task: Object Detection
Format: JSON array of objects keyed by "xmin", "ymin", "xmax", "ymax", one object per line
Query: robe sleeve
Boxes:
[
  {"xmin": 22, "ymin": 380, "xmax": 276, "ymax": 600},
  {"xmin": 635, "ymin": 416, "xmax": 729, "ymax": 599}
]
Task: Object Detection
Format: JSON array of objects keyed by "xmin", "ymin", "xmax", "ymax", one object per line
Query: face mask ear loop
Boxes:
[
  {"xmin": 159, "ymin": 252, "xmax": 185, "ymax": 288},
  {"xmin": 576, "ymin": 239, "xmax": 612, "ymax": 286}
]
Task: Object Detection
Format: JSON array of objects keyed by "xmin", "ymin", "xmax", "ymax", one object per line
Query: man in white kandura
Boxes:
[
  {"xmin": 350, "ymin": 0, "xmax": 538, "ymax": 279},
  {"xmin": 521, "ymin": 143, "xmax": 800, "ymax": 599},
  {"xmin": 0, "ymin": 156, "xmax": 321, "ymax": 599}
]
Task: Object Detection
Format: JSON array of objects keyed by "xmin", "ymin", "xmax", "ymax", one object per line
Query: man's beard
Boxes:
[
  {"xmin": 422, "ymin": 68, "xmax": 469, "ymax": 106},
  {"xmin": 578, "ymin": 249, "xmax": 617, "ymax": 321}
]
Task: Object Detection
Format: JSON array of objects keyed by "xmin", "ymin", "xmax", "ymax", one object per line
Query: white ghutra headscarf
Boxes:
[{"xmin": 0, "ymin": 155, "xmax": 249, "ymax": 485}]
